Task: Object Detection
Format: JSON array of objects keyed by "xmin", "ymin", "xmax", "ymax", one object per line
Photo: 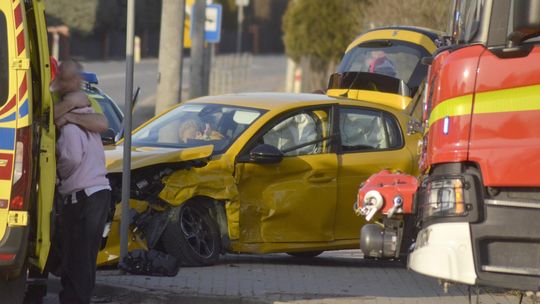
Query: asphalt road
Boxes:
[{"xmin": 83, "ymin": 55, "xmax": 287, "ymax": 127}]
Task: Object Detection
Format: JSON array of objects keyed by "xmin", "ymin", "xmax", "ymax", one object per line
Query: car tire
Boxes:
[
  {"xmin": 0, "ymin": 269, "xmax": 26, "ymax": 304},
  {"xmin": 286, "ymin": 251, "xmax": 324, "ymax": 258},
  {"xmin": 162, "ymin": 204, "xmax": 221, "ymax": 267}
]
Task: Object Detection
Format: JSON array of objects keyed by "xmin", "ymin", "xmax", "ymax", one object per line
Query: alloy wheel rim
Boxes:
[{"xmin": 180, "ymin": 206, "xmax": 215, "ymax": 259}]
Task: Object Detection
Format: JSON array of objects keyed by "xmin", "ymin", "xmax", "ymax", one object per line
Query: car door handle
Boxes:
[{"xmin": 307, "ymin": 173, "xmax": 334, "ymax": 183}]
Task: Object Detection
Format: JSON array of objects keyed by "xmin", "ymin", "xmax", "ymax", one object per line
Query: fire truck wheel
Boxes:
[
  {"xmin": 162, "ymin": 204, "xmax": 222, "ymax": 267},
  {"xmin": 286, "ymin": 251, "xmax": 324, "ymax": 258}
]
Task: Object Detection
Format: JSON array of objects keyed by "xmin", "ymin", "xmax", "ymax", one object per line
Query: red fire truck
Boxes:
[{"xmin": 356, "ymin": 0, "xmax": 540, "ymax": 291}]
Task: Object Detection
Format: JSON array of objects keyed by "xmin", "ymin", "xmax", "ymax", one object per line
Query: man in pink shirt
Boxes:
[{"xmin": 53, "ymin": 60, "xmax": 111, "ymax": 304}]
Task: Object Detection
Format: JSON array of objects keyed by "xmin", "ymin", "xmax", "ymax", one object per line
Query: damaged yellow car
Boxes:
[{"xmin": 97, "ymin": 92, "xmax": 421, "ymax": 266}]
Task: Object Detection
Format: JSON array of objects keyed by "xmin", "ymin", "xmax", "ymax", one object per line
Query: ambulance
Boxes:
[{"xmin": 0, "ymin": 0, "xmax": 55, "ymax": 301}]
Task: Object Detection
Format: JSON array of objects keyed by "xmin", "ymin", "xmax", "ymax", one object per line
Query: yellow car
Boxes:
[
  {"xmin": 99, "ymin": 93, "xmax": 422, "ymax": 266},
  {"xmin": 327, "ymin": 26, "xmax": 442, "ymax": 113}
]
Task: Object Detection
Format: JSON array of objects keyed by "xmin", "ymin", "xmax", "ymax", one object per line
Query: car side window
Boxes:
[
  {"xmin": 0, "ymin": 12, "xmax": 8, "ymax": 107},
  {"xmin": 260, "ymin": 109, "xmax": 330, "ymax": 156},
  {"xmin": 339, "ymin": 107, "xmax": 402, "ymax": 152}
]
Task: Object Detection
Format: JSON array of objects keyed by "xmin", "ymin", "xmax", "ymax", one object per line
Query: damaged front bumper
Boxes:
[{"xmin": 97, "ymin": 145, "xmax": 240, "ymax": 266}]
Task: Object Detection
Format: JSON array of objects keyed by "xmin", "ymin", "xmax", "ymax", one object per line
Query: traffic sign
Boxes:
[
  {"xmin": 204, "ymin": 4, "xmax": 222, "ymax": 43},
  {"xmin": 189, "ymin": 3, "xmax": 222, "ymax": 44}
]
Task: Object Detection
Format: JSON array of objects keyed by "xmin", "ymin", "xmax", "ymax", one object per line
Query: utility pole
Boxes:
[
  {"xmin": 202, "ymin": 44, "xmax": 212, "ymax": 95},
  {"xmin": 155, "ymin": 0, "xmax": 186, "ymax": 115},
  {"xmin": 235, "ymin": 0, "xmax": 248, "ymax": 53},
  {"xmin": 120, "ymin": 0, "xmax": 135, "ymax": 262},
  {"xmin": 236, "ymin": 4, "xmax": 244, "ymax": 53},
  {"xmin": 189, "ymin": 0, "xmax": 207, "ymax": 98}
]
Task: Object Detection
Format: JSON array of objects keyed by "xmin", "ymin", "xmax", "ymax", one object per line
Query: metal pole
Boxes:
[
  {"xmin": 202, "ymin": 43, "xmax": 211, "ymax": 95},
  {"xmin": 120, "ymin": 0, "xmax": 135, "ymax": 262},
  {"xmin": 189, "ymin": 0, "xmax": 207, "ymax": 99},
  {"xmin": 236, "ymin": 4, "xmax": 244, "ymax": 53},
  {"xmin": 178, "ymin": 0, "xmax": 187, "ymax": 102}
]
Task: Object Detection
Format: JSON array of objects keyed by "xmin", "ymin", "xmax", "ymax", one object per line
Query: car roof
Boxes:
[
  {"xmin": 345, "ymin": 26, "xmax": 443, "ymax": 54},
  {"xmin": 184, "ymin": 92, "xmax": 403, "ymax": 115},
  {"xmin": 365, "ymin": 26, "xmax": 444, "ymax": 41},
  {"xmin": 186, "ymin": 93, "xmax": 332, "ymax": 110}
]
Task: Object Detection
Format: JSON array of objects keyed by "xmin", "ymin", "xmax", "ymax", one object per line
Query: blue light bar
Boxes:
[{"xmin": 81, "ymin": 71, "xmax": 99, "ymax": 85}]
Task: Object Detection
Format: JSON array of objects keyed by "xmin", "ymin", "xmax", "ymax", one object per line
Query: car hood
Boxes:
[{"xmin": 105, "ymin": 144, "xmax": 214, "ymax": 173}]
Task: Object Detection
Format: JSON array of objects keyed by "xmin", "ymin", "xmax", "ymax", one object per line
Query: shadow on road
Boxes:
[{"xmin": 216, "ymin": 252, "xmax": 406, "ymax": 269}]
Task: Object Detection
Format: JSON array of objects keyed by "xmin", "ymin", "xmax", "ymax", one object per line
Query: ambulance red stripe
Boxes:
[
  {"xmin": 16, "ymin": 31, "xmax": 24, "ymax": 54},
  {"xmin": 18, "ymin": 74, "xmax": 27, "ymax": 97},
  {"xmin": 13, "ymin": 3, "xmax": 22, "ymax": 28},
  {"xmin": 0, "ymin": 153, "xmax": 13, "ymax": 180},
  {"xmin": 0, "ymin": 96, "xmax": 16, "ymax": 116}
]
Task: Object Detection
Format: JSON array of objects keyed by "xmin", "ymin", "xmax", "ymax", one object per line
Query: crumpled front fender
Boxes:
[{"xmin": 159, "ymin": 156, "xmax": 240, "ymax": 240}]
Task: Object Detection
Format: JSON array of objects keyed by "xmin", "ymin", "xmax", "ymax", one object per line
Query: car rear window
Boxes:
[{"xmin": 0, "ymin": 12, "xmax": 8, "ymax": 107}]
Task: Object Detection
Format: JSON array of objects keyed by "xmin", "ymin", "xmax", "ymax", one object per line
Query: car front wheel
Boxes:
[{"xmin": 162, "ymin": 204, "xmax": 221, "ymax": 267}]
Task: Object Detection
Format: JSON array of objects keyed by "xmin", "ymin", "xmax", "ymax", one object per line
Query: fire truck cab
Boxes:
[
  {"xmin": 409, "ymin": 0, "xmax": 540, "ymax": 291},
  {"xmin": 0, "ymin": 0, "xmax": 55, "ymax": 301}
]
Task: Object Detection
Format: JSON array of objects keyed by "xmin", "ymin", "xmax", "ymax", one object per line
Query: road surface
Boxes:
[{"xmin": 40, "ymin": 250, "xmax": 536, "ymax": 304}]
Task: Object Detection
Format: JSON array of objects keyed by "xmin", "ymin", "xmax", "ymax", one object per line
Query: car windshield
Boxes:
[
  {"xmin": 337, "ymin": 40, "xmax": 428, "ymax": 84},
  {"xmin": 132, "ymin": 103, "xmax": 264, "ymax": 154}
]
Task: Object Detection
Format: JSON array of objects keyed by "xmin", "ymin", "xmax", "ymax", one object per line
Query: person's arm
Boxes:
[
  {"xmin": 63, "ymin": 112, "xmax": 109, "ymax": 133},
  {"xmin": 54, "ymin": 92, "xmax": 90, "ymax": 120}
]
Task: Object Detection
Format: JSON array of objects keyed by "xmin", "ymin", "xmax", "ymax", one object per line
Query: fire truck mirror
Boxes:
[
  {"xmin": 510, "ymin": 0, "xmax": 540, "ymax": 45},
  {"xmin": 420, "ymin": 56, "xmax": 434, "ymax": 66}
]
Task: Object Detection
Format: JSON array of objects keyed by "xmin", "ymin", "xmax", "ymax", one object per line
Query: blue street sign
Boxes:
[{"xmin": 191, "ymin": 4, "xmax": 222, "ymax": 43}]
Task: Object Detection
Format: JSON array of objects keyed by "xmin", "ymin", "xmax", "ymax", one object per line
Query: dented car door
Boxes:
[{"xmin": 236, "ymin": 107, "xmax": 338, "ymax": 244}]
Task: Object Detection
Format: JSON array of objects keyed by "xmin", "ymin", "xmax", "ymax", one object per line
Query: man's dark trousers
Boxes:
[{"xmin": 59, "ymin": 189, "xmax": 110, "ymax": 304}]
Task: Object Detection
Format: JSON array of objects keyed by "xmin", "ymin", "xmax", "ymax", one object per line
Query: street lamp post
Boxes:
[
  {"xmin": 120, "ymin": 0, "xmax": 135, "ymax": 262},
  {"xmin": 235, "ymin": 0, "xmax": 249, "ymax": 53}
]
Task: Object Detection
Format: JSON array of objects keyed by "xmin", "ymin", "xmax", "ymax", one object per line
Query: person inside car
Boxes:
[
  {"xmin": 177, "ymin": 119, "xmax": 203, "ymax": 143},
  {"xmin": 368, "ymin": 50, "xmax": 397, "ymax": 78},
  {"xmin": 177, "ymin": 118, "xmax": 224, "ymax": 144}
]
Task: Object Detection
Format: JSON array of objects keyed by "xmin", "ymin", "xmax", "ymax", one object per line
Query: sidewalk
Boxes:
[{"xmin": 92, "ymin": 250, "xmax": 534, "ymax": 304}]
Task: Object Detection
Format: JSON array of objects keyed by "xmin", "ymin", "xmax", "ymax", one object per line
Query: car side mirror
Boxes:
[
  {"xmin": 101, "ymin": 128, "xmax": 116, "ymax": 146},
  {"xmin": 247, "ymin": 144, "xmax": 283, "ymax": 164}
]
